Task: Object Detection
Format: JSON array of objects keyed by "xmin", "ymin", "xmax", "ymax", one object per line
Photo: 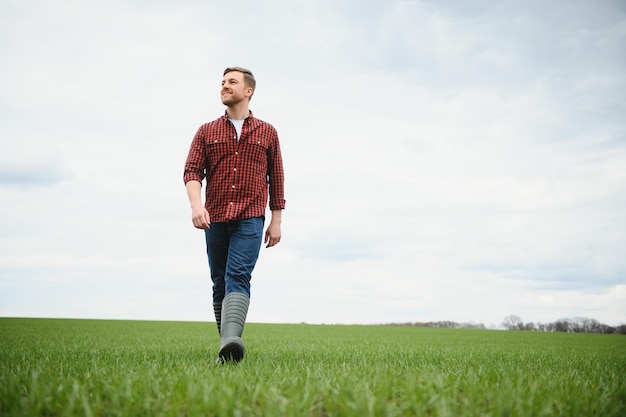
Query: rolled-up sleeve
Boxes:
[
  {"xmin": 183, "ymin": 125, "xmax": 207, "ymax": 184},
  {"xmin": 267, "ymin": 130, "xmax": 286, "ymax": 211}
]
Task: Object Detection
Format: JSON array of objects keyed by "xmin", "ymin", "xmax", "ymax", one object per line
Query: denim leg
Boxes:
[
  {"xmin": 205, "ymin": 223, "xmax": 229, "ymax": 305},
  {"xmin": 224, "ymin": 217, "xmax": 264, "ymax": 298}
]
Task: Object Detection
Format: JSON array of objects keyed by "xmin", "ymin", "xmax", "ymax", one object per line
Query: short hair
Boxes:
[{"xmin": 223, "ymin": 66, "xmax": 256, "ymax": 96}]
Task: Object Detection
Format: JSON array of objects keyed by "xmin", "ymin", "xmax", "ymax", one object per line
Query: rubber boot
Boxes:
[
  {"xmin": 218, "ymin": 292, "xmax": 249, "ymax": 363},
  {"xmin": 213, "ymin": 303, "xmax": 222, "ymax": 335}
]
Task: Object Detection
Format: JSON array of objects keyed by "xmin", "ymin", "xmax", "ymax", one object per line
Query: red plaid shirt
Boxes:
[{"xmin": 183, "ymin": 111, "xmax": 285, "ymax": 222}]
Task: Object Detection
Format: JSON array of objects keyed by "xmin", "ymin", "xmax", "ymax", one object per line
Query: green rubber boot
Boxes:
[{"xmin": 218, "ymin": 292, "xmax": 250, "ymax": 363}]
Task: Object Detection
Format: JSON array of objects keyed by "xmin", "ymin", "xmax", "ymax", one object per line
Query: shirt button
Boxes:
[
  {"xmin": 233, "ymin": 136, "xmax": 236, "ymax": 140},
  {"xmin": 231, "ymin": 185, "xmax": 235, "ymax": 189},
  {"xmin": 230, "ymin": 202, "xmax": 233, "ymax": 205},
  {"xmin": 234, "ymin": 168, "xmax": 237, "ymax": 172}
]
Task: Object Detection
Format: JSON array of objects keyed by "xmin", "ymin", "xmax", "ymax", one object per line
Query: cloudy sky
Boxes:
[{"xmin": 1, "ymin": 0, "xmax": 624, "ymax": 327}]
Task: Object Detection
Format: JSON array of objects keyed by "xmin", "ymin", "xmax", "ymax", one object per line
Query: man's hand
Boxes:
[
  {"xmin": 191, "ymin": 204, "xmax": 211, "ymax": 229},
  {"xmin": 186, "ymin": 180, "xmax": 210, "ymax": 229},
  {"xmin": 264, "ymin": 221, "xmax": 281, "ymax": 248}
]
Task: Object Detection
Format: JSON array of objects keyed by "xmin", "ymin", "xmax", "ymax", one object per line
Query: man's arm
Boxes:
[
  {"xmin": 265, "ymin": 126, "xmax": 285, "ymax": 248},
  {"xmin": 264, "ymin": 209, "xmax": 282, "ymax": 248},
  {"xmin": 185, "ymin": 180, "xmax": 211, "ymax": 229}
]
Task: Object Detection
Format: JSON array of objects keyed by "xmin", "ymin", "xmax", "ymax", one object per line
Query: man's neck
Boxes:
[{"xmin": 226, "ymin": 104, "xmax": 250, "ymax": 121}]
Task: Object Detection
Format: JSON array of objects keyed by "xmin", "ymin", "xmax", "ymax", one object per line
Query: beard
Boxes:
[{"xmin": 221, "ymin": 92, "xmax": 244, "ymax": 106}]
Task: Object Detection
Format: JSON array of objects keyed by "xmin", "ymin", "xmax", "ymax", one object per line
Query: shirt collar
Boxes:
[{"xmin": 222, "ymin": 110, "xmax": 254, "ymax": 121}]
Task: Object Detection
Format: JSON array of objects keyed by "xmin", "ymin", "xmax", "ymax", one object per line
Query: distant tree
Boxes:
[
  {"xmin": 571, "ymin": 317, "xmax": 597, "ymax": 333},
  {"xmin": 502, "ymin": 315, "xmax": 523, "ymax": 330},
  {"xmin": 571, "ymin": 317, "xmax": 584, "ymax": 333},
  {"xmin": 554, "ymin": 319, "xmax": 570, "ymax": 332}
]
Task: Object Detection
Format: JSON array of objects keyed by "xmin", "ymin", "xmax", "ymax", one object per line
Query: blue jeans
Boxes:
[{"xmin": 204, "ymin": 216, "xmax": 264, "ymax": 304}]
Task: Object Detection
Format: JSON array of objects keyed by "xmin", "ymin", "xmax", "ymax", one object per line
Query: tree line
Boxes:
[
  {"xmin": 383, "ymin": 315, "xmax": 626, "ymax": 334},
  {"xmin": 384, "ymin": 321, "xmax": 486, "ymax": 330},
  {"xmin": 501, "ymin": 315, "xmax": 626, "ymax": 334}
]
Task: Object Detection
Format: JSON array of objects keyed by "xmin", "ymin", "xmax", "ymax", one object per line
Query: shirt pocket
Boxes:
[
  {"xmin": 243, "ymin": 136, "xmax": 269, "ymax": 173},
  {"xmin": 206, "ymin": 136, "xmax": 232, "ymax": 165},
  {"xmin": 244, "ymin": 134, "xmax": 270, "ymax": 148}
]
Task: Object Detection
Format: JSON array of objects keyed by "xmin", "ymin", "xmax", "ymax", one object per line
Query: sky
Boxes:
[{"xmin": 1, "ymin": 0, "xmax": 625, "ymax": 328}]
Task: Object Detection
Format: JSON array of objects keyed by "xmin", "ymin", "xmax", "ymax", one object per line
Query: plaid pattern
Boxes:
[{"xmin": 184, "ymin": 111, "xmax": 285, "ymax": 222}]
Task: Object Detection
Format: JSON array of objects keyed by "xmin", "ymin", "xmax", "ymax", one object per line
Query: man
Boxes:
[{"xmin": 183, "ymin": 67, "xmax": 285, "ymax": 363}]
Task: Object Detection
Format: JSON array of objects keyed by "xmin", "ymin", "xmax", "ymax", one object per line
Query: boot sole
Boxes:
[{"xmin": 218, "ymin": 336, "xmax": 245, "ymax": 363}]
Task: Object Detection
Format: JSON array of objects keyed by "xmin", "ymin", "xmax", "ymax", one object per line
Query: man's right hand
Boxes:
[{"xmin": 191, "ymin": 204, "xmax": 211, "ymax": 229}]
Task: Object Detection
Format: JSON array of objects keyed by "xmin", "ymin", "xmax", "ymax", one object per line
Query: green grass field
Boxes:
[{"xmin": 1, "ymin": 318, "xmax": 624, "ymax": 416}]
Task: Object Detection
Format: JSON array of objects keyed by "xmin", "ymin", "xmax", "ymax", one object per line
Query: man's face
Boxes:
[{"xmin": 221, "ymin": 71, "xmax": 251, "ymax": 106}]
